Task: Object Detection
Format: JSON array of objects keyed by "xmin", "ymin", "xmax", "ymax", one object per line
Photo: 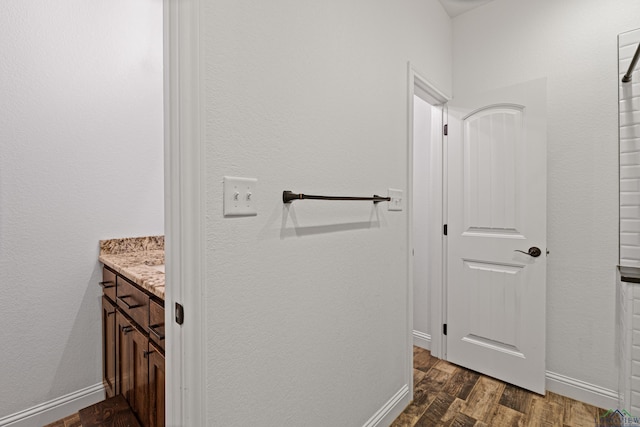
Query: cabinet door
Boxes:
[
  {"xmin": 117, "ymin": 313, "xmax": 149, "ymax": 426},
  {"xmin": 116, "ymin": 312, "xmax": 132, "ymax": 403},
  {"xmin": 129, "ymin": 324, "xmax": 150, "ymax": 427},
  {"xmin": 102, "ymin": 296, "xmax": 117, "ymax": 397},
  {"xmin": 148, "ymin": 344, "xmax": 165, "ymax": 427}
]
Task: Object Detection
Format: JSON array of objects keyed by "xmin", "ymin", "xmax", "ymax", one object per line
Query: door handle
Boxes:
[{"xmin": 515, "ymin": 247, "xmax": 542, "ymax": 258}]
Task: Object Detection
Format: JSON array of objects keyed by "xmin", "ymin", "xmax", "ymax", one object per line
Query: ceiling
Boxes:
[{"xmin": 438, "ymin": 0, "xmax": 495, "ymax": 17}]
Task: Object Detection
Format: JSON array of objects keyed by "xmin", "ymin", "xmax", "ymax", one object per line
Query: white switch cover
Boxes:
[
  {"xmin": 388, "ymin": 188, "xmax": 403, "ymax": 211},
  {"xmin": 224, "ymin": 176, "xmax": 257, "ymax": 216}
]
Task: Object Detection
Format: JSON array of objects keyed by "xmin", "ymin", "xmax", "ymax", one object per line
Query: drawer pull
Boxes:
[
  {"xmin": 107, "ymin": 310, "xmax": 115, "ymax": 316},
  {"xmin": 117, "ymin": 295, "xmax": 143, "ymax": 309},
  {"xmin": 121, "ymin": 325, "xmax": 134, "ymax": 334},
  {"xmin": 99, "ymin": 280, "xmax": 115, "ymax": 289},
  {"xmin": 149, "ymin": 324, "xmax": 165, "ymax": 341},
  {"xmin": 143, "ymin": 350, "xmax": 155, "ymax": 358}
]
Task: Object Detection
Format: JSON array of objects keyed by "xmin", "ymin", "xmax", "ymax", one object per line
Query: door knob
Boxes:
[{"xmin": 515, "ymin": 247, "xmax": 542, "ymax": 257}]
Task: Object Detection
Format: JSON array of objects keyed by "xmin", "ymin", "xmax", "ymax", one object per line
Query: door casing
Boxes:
[
  {"xmin": 164, "ymin": 0, "xmax": 206, "ymax": 425},
  {"xmin": 407, "ymin": 64, "xmax": 450, "ymax": 380}
]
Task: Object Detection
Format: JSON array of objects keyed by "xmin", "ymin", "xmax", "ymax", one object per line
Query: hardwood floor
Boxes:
[
  {"xmin": 45, "ymin": 347, "xmax": 607, "ymax": 427},
  {"xmin": 392, "ymin": 346, "xmax": 606, "ymax": 427},
  {"xmin": 43, "ymin": 413, "xmax": 81, "ymax": 427},
  {"xmin": 44, "ymin": 395, "xmax": 141, "ymax": 427}
]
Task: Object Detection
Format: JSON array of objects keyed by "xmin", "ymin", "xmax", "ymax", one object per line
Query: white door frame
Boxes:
[
  {"xmin": 407, "ymin": 63, "xmax": 450, "ymax": 371},
  {"xmin": 164, "ymin": 0, "xmax": 206, "ymax": 425}
]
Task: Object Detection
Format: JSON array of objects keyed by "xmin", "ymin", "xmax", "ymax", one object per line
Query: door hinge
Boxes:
[
  {"xmin": 443, "ymin": 324, "xmax": 447, "ymax": 335},
  {"xmin": 443, "ymin": 124, "xmax": 448, "ymax": 135},
  {"xmin": 443, "ymin": 224, "xmax": 448, "ymax": 236},
  {"xmin": 175, "ymin": 302, "xmax": 184, "ymax": 325}
]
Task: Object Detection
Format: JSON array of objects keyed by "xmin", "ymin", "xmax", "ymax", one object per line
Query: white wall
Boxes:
[
  {"xmin": 452, "ymin": 0, "xmax": 640, "ymax": 395},
  {"xmin": 0, "ymin": 0, "xmax": 164, "ymax": 420},
  {"xmin": 413, "ymin": 95, "xmax": 433, "ymax": 346},
  {"xmin": 200, "ymin": 0, "xmax": 451, "ymax": 425}
]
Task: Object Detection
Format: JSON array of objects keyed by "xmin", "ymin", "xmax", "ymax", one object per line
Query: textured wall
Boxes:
[
  {"xmin": 452, "ymin": 0, "xmax": 640, "ymax": 393},
  {"xmin": 200, "ymin": 0, "xmax": 451, "ymax": 425},
  {"xmin": 0, "ymin": 0, "xmax": 164, "ymax": 418}
]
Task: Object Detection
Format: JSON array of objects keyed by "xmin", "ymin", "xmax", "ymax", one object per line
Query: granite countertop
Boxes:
[{"xmin": 99, "ymin": 236, "xmax": 165, "ymax": 300}]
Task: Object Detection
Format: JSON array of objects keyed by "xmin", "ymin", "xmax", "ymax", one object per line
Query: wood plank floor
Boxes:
[
  {"xmin": 392, "ymin": 346, "xmax": 607, "ymax": 427},
  {"xmin": 45, "ymin": 347, "xmax": 607, "ymax": 427},
  {"xmin": 43, "ymin": 412, "xmax": 81, "ymax": 427}
]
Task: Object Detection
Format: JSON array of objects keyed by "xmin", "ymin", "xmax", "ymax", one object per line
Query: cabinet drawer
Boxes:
[
  {"xmin": 149, "ymin": 300, "xmax": 165, "ymax": 351},
  {"xmin": 101, "ymin": 267, "xmax": 117, "ymax": 301},
  {"xmin": 116, "ymin": 276, "xmax": 149, "ymax": 330}
]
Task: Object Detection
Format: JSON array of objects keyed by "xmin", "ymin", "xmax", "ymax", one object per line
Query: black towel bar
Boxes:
[
  {"xmin": 282, "ymin": 191, "xmax": 390, "ymax": 204},
  {"xmin": 623, "ymin": 42, "xmax": 640, "ymax": 83}
]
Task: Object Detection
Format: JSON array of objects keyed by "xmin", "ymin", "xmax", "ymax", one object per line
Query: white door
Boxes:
[{"xmin": 446, "ymin": 79, "xmax": 547, "ymax": 394}]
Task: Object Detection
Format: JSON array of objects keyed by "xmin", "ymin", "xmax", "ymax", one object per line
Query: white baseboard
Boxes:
[
  {"xmin": 362, "ymin": 384, "xmax": 410, "ymax": 427},
  {"xmin": 412, "ymin": 330, "xmax": 431, "ymax": 350},
  {"xmin": 0, "ymin": 383, "xmax": 104, "ymax": 427},
  {"xmin": 546, "ymin": 371, "xmax": 619, "ymax": 410}
]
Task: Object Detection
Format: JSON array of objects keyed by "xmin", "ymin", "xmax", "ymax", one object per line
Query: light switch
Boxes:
[
  {"xmin": 388, "ymin": 188, "xmax": 403, "ymax": 211},
  {"xmin": 224, "ymin": 176, "xmax": 257, "ymax": 216}
]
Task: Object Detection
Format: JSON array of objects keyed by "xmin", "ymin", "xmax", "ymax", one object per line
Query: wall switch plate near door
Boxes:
[
  {"xmin": 388, "ymin": 188, "xmax": 403, "ymax": 211},
  {"xmin": 223, "ymin": 176, "xmax": 257, "ymax": 216}
]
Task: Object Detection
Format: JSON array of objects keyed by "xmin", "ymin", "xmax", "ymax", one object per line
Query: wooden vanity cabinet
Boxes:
[
  {"xmin": 101, "ymin": 296, "xmax": 117, "ymax": 398},
  {"xmin": 149, "ymin": 300, "xmax": 165, "ymax": 351},
  {"xmin": 102, "ymin": 266, "xmax": 165, "ymax": 427},
  {"xmin": 116, "ymin": 275, "xmax": 150, "ymax": 330},
  {"xmin": 101, "ymin": 267, "xmax": 117, "ymax": 301},
  {"xmin": 148, "ymin": 342, "xmax": 165, "ymax": 427},
  {"xmin": 118, "ymin": 312, "xmax": 150, "ymax": 427}
]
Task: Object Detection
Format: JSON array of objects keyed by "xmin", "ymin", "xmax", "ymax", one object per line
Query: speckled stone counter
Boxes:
[{"xmin": 99, "ymin": 236, "xmax": 165, "ymax": 300}]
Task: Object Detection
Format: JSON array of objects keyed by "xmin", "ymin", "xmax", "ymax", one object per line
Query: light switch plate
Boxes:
[
  {"xmin": 224, "ymin": 176, "xmax": 257, "ymax": 216},
  {"xmin": 388, "ymin": 188, "xmax": 403, "ymax": 211}
]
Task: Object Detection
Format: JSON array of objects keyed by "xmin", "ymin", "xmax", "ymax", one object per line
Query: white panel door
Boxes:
[{"xmin": 446, "ymin": 79, "xmax": 547, "ymax": 394}]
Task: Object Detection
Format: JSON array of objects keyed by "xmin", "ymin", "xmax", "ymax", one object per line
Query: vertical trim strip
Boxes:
[{"xmin": 165, "ymin": 0, "xmax": 205, "ymax": 425}]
